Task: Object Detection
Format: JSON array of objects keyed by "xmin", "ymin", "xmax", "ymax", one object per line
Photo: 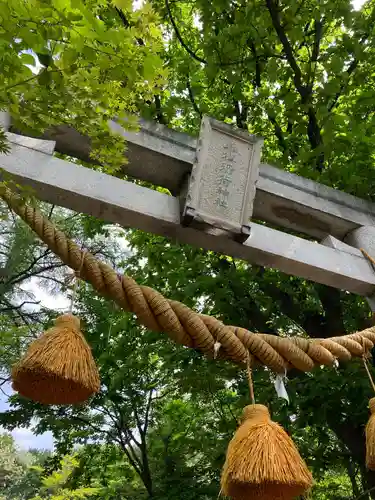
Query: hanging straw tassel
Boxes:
[
  {"xmin": 11, "ymin": 314, "xmax": 100, "ymax": 405},
  {"xmin": 360, "ymin": 252, "xmax": 375, "ymax": 470},
  {"xmin": 12, "ymin": 251, "xmax": 99, "ymax": 405},
  {"xmin": 362, "ymin": 355, "xmax": 375, "ymax": 470},
  {"xmin": 360, "ymin": 248, "xmax": 375, "ymax": 470},
  {"xmin": 221, "ymin": 352, "xmax": 313, "ymax": 500},
  {"xmin": 366, "ymin": 398, "xmax": 375, "ymax": 470},
  {"xmin": 221, "ymin": 404, "xmax": 313, "ymax": 500}
]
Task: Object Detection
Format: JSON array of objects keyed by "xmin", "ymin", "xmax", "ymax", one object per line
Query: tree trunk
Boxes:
[{"xmin": 317, "ymin": 287, "xmax": 375, "ymax": 498}]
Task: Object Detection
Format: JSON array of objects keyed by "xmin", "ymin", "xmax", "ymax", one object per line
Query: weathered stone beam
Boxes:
[
  {"xmin": 1, "ymin": 139, "xmax": 374, "ymax": 296},
  {"xmin": 32, "ymin": 118, "xmax": 375, "ymax": 240}
]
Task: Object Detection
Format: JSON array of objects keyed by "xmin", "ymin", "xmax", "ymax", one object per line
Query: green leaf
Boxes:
[
  {"xmin": 20, "ymin": 52, "xmax": 35, "ymax": 66},
  {"xmin": 36, "ymin": 52, "xmax": 53, "ymax": 68},
  {"xmin": 82, "ymin": 46, "xmax": 97, "ymax": 61},
  {"xmin": 37, "ymin": 69, "xmax": 51, "ymax": 86},
  {"xmin": 67, "ymin": 13, "xmax": 84, "ymax": 22},
  {"xmin": 113, "ymin": 0, "xmax": 132, "ymax": 10},
  {"xmin": 143, "ymin": 53, "xmax": 162, "ymax": 81}
]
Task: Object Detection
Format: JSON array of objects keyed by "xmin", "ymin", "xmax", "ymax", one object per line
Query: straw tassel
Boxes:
[
  {"xmin": 366, "ymin": 398, "xmax": 375, "ymax": 470},
  {"xmin": 12, "ymin": 314, "xmax": 100, "ymax": 405},
  {"xmin": 221, "ymin": 404, "xmax": 313, "ymax": 500},
  {"xmin": 221, "ymin": 353, "xmax": 312, "ymax": 500},
  {"xmin": 363, "ymin": 354, "xmax": 375, "ymax": 470}
]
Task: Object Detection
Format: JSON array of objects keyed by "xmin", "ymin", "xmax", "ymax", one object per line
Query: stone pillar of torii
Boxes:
[{"xmin": 1, "ymin": 111, "xmax": 375, "ymax": 307}]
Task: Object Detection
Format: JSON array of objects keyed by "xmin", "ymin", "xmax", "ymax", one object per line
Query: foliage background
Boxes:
[{"xmin": 1, "ymin": 0, "xmax": 375, "ymax": 498}]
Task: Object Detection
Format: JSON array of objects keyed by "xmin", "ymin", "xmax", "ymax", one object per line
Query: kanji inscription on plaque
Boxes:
[{"xmin": 184, "ymin": 116, "xmax": 263, "ymax": 235}]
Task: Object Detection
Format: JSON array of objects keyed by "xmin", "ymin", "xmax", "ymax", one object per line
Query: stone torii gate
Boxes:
[{"xmin": 1, "ymin": 111, "xmax": 375, "ymax": 305}]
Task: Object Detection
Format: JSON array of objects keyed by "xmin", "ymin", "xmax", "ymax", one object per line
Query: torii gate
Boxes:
[{"xmin": 1, "ymin": 111, "xmax": 375, "ymax": 306}]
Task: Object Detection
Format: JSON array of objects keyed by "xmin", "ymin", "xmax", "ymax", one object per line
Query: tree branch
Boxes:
[
  {"xmin": 246, "ymin": 38, "xmax": 295, "ymax": 157},
  {"xmin": 248, "ymin": 39, "xmax": 261, "ymax": 88},
  {"xmin": 0, "ymin": 297, "xmax": 44, "ymax": 327},
  {"xmin": 125, "ymin": 436, "xmax": 143, "ymax": 469},
  {"xmin": 36, "ymin": 274, "xmax": 66, "ymax": 287},
  {"xmin": 115, "ymin": 7, "xmax": 166, "ymax": 124},
  {"xmin": 8, "ymin": 262, "xmax": 65, "ymax": 288},
  {"xmin": 131, "ymin": 401, "xmax": 145, "ymax": 442},
  {"xmin": 165, "ymin": 0, "xmax": 207, "ymax": 65},
  {"xmin": 0, "ymin": 300, "xmax": 41, "ymax": 313},
  {"xmin": 109, "ymin": 398, "xmax": 142, "ymax": 448},
  {"xmin": 5, "ymin": 247, "xmax": 51, "ymax": 285},
  {"xmin": 316, "ymin": 285, "xmax": 345, "ymax": 336},
  {"xmin": 328, "ymin": 57, "xmax": 361, "ymax": 113},
  {"xmin": 71, "ymin": 415, "xmax": 110, "ymax": 437},
  {"xmin": 95, "ymin": 402, "xmax": 145, "ymax": 481},
  {"xmin": 300, "ymin": 285, "xmax": 345, "ymax": 338},
  {"xmin": 187, "ymin": 77, "xmax": 202, "ymax": 118},
  {"xmin": 151, "ymin": 386, "xmax": 177, "ymax": 402},
  {"xmin": 311, "ymin": 19, "xmax": 323, "ymax": 66},
  {"xmin": 267, "ymin": 113, "xmax": 290, "ymax": 154},
  {"xmin": 327, "ymin": 6, "xmax": 375, "ymax": 113},
  {"xmin": 121, "ymin": 390, "xmax": 153, "ymax": 494},
  {"xmin": 154, "ymin": 95, "xmax": 166, "ymax": 125},
  {"xmin": 115, "ymin": 7, "xmax": 144, "ymax": 46},
  {"xmin": 265, "ymin": 0, "xmax": 305, "ymax": 97},
  {"xmin": 115, "ymin": 435, "xmax": 143, "ymax": 479},
  {"xmin": 143, "ymin": 388, "xmax": 154, "ymax": 436},
  {"xmin": 232, "ymin": 99, "xmax": 249, "ymax": 130},
  {"xmin": 48, "ymin": 205, "xmax": 55, "ymax": 219},
  {"xmin": 265, "ymin": 0, "xmax": 324, "ymax": 170}
]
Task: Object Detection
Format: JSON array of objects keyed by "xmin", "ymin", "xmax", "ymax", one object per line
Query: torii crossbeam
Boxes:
[{"xmin": 1, "ymin": 111, "xmax": 375, "ymax": 302}]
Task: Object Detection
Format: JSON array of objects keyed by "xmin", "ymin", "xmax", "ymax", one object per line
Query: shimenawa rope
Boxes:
[{"xmin": 2, "ymin": 185, "xmax": 375, "ymax": 374}]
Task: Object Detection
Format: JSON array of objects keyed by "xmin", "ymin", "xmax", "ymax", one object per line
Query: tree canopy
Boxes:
[
  {"xmin": 0, "ymin": 0, "xmax": 166, "ymax": 169},
  {"xmin": 1, "ymin": 0, "xmax": 375, "ymax": 499}
]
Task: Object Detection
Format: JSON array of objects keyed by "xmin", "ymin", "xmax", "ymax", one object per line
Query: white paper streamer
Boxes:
[
  {"xmin": 213, "ymin": 342, "xmax": 221, "ymax": 359},
  {"xmin": 273, "ymin": 374, "xmax": 289, "ymax": 403}
]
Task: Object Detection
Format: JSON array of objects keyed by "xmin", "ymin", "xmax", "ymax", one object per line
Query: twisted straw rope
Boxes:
[{"xmin": 2, "ymin": 186, "xmax": 375, "ymax": 374}]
